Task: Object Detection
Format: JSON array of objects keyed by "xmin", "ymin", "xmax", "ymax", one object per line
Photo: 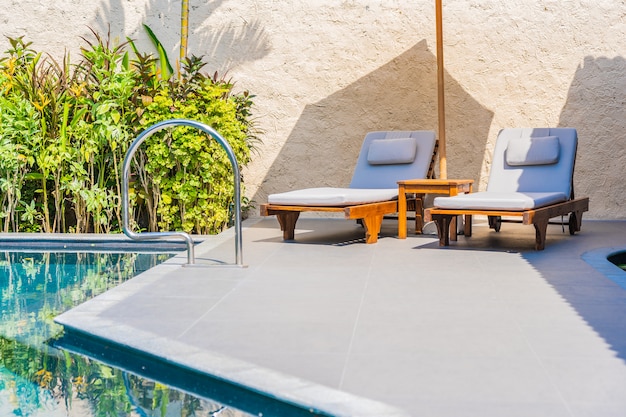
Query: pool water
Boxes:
[
  {"xmin": 0, "ymin": 250, "xmax": 252, "ymax": 417},
  {"xmin": 608, "ymin": 251, "xmax": 626, "ymax": 271}
]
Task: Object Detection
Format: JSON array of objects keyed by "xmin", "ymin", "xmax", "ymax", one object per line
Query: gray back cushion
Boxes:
[
  {"xmin": 487, "ymin": 128, "xmax": 578, "ymax": 198},
  {"xmin": 505, "ymin": 135, "xmax": 560, "ymax": 166},
  {"xmin": 349, "ymin": 131, "xmax": 437, "ymax": 189},
  {"xmin": 367, "ymin": 137, "xmax": 418, "ymax": 165}
]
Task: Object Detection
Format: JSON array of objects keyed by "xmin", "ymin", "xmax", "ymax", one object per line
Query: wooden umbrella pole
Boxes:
[{"xmin": 436, "ymin": 0, "xmax": 447, "ymax": 179}]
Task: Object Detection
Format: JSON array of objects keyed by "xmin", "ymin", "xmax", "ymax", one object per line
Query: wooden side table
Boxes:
[{"xmin": 397, "ymin": 179, "xmax": 474, "ymax": 239}]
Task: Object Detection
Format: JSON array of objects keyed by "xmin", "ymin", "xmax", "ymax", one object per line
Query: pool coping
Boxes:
[
  {"xmin": 0, "ymin": 232, "xmax": 199, "ymax": 252},
  {"xmin": 56, "ymin": 322, "xmax": 407, "ymax": 417},
  {"xmin": 582, "ymin": 246, "xmax": 626, "ymax": 290}
]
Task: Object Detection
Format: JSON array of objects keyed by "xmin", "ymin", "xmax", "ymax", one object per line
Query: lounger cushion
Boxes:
[
  {"xmin": 506, "ymin": 135, "xmax": 560, "ymax": 166},
  {"xmin": 268, "ymin": 187, "xmax": 398, "ymax": 206},
  {"xmin": 367, "ymin": 137, "xmax": 418, "ymax": 165},
  {"xmin": 433, "ymin": 191, "xmax": 568, "ymax": 211},
  {"xmin": 350, "ymin": 131, "xmax": 437, "ymax": 189},
  {"xmin": 487, "ymin": 128, "xmax": 577, "ymax": 197}
]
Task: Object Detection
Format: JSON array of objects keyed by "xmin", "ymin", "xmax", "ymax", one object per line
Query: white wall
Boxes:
[{"xmin": 2, "ymin": 0, "xmax": 625, "ymax": 219}]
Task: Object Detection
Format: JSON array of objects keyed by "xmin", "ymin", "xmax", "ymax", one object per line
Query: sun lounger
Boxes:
[
  {"xmin": 260, "ymin": 131, "xmax": 437, "ymax": 243},
  {"xmin": 424, "ymin": 128, "xmax": 589, "ymax": 250}
]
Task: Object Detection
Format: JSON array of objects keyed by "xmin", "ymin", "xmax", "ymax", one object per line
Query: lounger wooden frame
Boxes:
[
  {"xmin": 425, "ymin": 197, "xmax": 589, "ymax": 250},
  {"xmin": 260, "ymin": 200, "xmax": 399, "ymax": 244}
]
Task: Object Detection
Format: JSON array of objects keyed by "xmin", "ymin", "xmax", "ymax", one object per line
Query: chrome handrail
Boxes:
[{"xmin": 121, "ymin": 119, "xmax": 244, "ymax": 266}]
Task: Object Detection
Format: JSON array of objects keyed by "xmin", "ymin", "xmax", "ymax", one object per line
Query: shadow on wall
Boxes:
[
  {"xmin": 94, "ymin": 0, "xmax": 129, "ymax": 37},
  {"xmin": 559, "ymin": 55, "xmax": 626, "ymax": 219},
  {"xmin": 94, "ymin": 0, "xmax": 270, "ymax": 74},
  {"xmin": 253, "ymin": 40, "xmax": 494, "ymax": 204}
]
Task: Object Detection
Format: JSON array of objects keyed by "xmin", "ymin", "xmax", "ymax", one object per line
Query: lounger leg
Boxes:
[
  {"xmin": 276, "ymin": 212, "xmax": 300, "ymax": 240},
  {"xmin": 361, "ymin": 215, "xmax": 383, "ymax": 244},
  {"xmin": 432, "ymin": 214, "xmax": 452, "ymax": 246},
  {"xmin": 450, "ymin": 216, "xmax": 458, "ymax": 241},
  {"xmin": 532, "ymin": 218, "xmax": 549, "ymax": 250},
  {"xmin": 464, "ymin": 215, "xmax": 473, "ymax": 237},
  {"xmin": 571, "ymin": 210, "xmax": 584, "ymax": 233}
]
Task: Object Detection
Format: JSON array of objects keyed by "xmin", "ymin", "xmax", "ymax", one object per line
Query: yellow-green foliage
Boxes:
[
  {"xmin": 139, "ymin": 67, "xmax": 252, "ymax": 234},
  {"xmin": 0, "ymin": 34, "xmax": 257, "ymax": 234}
]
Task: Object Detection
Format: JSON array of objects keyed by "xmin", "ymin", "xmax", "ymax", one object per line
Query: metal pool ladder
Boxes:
[{"xmin": 121, "ymin": 119, "xmax": 244, "ymax": 267}]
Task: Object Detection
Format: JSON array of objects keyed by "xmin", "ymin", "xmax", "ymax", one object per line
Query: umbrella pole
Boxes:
[{"xmin": 436, "ymin": 0, "xmax": 447, "ymax": 179}]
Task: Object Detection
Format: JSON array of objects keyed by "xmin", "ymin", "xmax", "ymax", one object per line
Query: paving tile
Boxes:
[
  {"xmin": 349, "ymin": 321, "xmax": 531, "ymax": 357},
  {"xmin": 540, "ymin": 357, "xmax": 626, "ymax": 406},
  {"xmin": 520, "ymin": 322, "xmax": 614, "ymax": 359},
  {"xmin": 568, "ymin": 404, "xmax": 626, "ymax": 417},
  {"xmin": 197, "ymin": 290, "xmax": 364, "ymax": 324},
  {"xmin": 396, "ymin": 400, "xmax": 572, "ymax": 417},
  {"xmin": 180, "ymin": 320, "xmax": 356, "ymax": 355},
  {"xmin": 340, "ymin": 353, "xmax": 563, "ymax": 405},
  {"xmin": 226, "ymin": 352, "xmax": 348, "ymax": 388}
]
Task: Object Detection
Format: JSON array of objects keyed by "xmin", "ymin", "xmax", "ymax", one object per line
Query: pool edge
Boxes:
[{"xmin": 582, "ymin": 246, "xmax": 626, "ymax": 291}]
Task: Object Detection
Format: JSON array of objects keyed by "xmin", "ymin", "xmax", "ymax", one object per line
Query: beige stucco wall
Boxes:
[{"xmin": 2, "ymin": 1, "xmax": 625, "ymax": 219}]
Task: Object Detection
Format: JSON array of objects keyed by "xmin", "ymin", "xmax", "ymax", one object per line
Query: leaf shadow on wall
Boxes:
[
  {"xmin": 94, "ymin": 0, "xmax": 270, "ymax": 73},
  {"xmin": 253, "ymin": 40, "xmax": 494, "ymax": 205}
]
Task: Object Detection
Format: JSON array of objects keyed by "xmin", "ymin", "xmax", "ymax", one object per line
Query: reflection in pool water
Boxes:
[
  {"xmin": 608, "ymin": 251, "xmax": 626, "ymax": 271},
  {"xmin": 0, "ymin": 250, "xmax": 251, "ymax": 417}
]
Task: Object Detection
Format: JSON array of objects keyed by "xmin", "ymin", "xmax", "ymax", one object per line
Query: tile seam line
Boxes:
[
  {"xmin": 174, "ymin": 275, "xmax": 245, "ymax": 339},
  {"xmin": 514, "ymin": 285, "xmax": 576, "ymax": 417},
  {"xmin": 174, "ymin": 235, "xmax": 285, "ymax": 339},
  {"xmin": 475, "ymin": 247, "xmax": 576, "ymax": 416},
  {"xmin": 337, "ymin": 245, "xmax": 377, "ymax": 389},
  {"xmin": 519, "ymin": 248, "xmax": 578, "ymax": 416}
]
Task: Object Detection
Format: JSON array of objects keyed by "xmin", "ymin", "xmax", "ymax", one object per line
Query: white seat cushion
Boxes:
[
  {"xmin": 268, "ymin": 187, "xmax": 398, "ymax": 206},
  {"xmin": 433, "ymin": 192, "xmax": 568, "ymax": 211}
]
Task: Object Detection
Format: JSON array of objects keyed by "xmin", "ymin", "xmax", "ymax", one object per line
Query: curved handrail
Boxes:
[{"xmin": 122, "ymin": 119, "xmax": 244, "ymax": 266}]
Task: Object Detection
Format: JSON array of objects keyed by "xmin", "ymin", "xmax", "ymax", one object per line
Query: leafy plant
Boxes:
[
  {"xmin": 68, "ymin": 29, "xmax": 140, "ymax": 233},
  {"xmin": 143, "ymin": 24, "xmax": 173, "ymax": 81},
  {"xmin": 0, "ymin": 29, "xmax": 258, "ymax": 234},
  {"xmin": 137, "ymin": 56, "xmax": 254, "ymax": 234}
]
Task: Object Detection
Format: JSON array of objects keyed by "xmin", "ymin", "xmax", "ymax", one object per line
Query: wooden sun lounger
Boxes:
[
  {"xmin": 423, "ymin": 127, "xmax": 589, "ymax": 251},
  {"xmin": 425, "ymin": 197, "xmax": 589, "ymax": 250},
  {"xmin": 260, "ymin": 200, "xmax": 398, "ymax": 244},
  {"xmin": 261, "ymin": 130, "xmax": 438, "ymax": 244}
]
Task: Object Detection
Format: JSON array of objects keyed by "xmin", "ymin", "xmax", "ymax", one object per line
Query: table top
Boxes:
[{"xmin": 397, "ymin": 178, "xmax": 474, "ymax": 186}]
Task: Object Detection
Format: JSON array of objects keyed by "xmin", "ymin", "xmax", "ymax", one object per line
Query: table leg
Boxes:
[
  {"xmin": 398, "ymin": 185, "xmax": 407, "ymax": 239},
  {"xmin": 464, "ymin": 184, "xmax": 473, "ymax": 236},
  {"xmin": 448, "ymin": 185, "xmax": 458, "ymax": 241}
]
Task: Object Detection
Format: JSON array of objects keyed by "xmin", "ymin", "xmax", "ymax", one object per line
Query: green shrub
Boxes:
[
  {"xmin": 138, "ymin": 57, "xmax": 253, "ymax": 234},
  {"xmin": 0, "ymin": 32, "xmax": 257, "ymax": 234}
]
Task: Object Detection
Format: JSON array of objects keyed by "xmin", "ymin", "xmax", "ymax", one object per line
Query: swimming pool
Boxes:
[{"xmin": 0, "ymin": 247, "xmax": 253, "ymax": 417}]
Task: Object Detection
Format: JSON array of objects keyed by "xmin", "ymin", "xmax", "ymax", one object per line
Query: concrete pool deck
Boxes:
[{"xmin": 55, "ymin": 216, "xmax": 626, "ymax": 417}]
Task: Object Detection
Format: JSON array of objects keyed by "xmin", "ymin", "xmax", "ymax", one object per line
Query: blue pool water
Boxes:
[
  {"xmin": 0, "ymin": 248, "xmax": 253, "ymax": 417},
  {"xmin": 608, "ymin": 251, "xmax": 626, "ymax": 271}
]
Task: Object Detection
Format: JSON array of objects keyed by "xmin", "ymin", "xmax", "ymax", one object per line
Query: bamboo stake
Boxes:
[
  {"xmin": 180, "ymin": 0, "xmax": 189, "ymax": 78},
  {"xmin": 436, "ymin": 0, "xmax": 447, "ymax": 179}
]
